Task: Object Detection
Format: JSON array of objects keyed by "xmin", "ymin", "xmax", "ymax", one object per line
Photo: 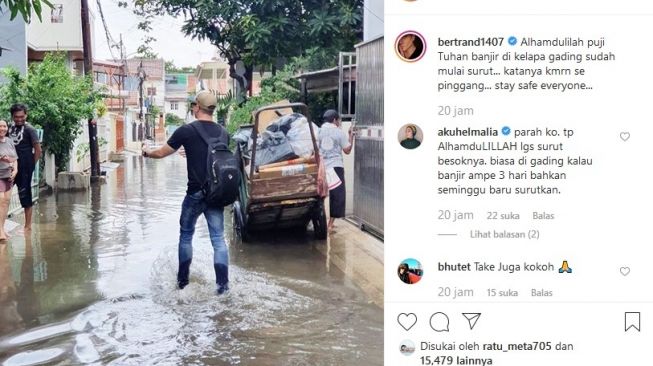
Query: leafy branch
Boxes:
[{"xmin": 0, "ymin": 0, "xmax": 53, "ymax": 23}]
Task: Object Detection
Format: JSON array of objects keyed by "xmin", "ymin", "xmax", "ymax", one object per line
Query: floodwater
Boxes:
[{"xmin": 0, "ymin": 156, "xmax": 383, "ymax": 365}]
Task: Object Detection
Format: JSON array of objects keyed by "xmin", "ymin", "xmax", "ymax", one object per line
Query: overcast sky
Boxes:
[{"xmin": 91, "ymin": 0, "xmax": 215, "ymax": 67}]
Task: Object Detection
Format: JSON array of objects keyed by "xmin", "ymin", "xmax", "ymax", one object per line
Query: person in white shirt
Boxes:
[{"xmin": 318, "ymin": 110, "xmax": 354, "ymax": 233}]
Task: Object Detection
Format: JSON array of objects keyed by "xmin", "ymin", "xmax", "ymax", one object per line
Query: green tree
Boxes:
[
  {"xmin": 165, "ymin": 61, "xmax": 195, "ymax": 74},
  {"xmin": 1, "ymin": 0, "xmax": 52, "ymax": 22},
  {"xmin": 133, "ymin": 0, "xmax": 362, "ymax": 99},
  {"xmin": 0, "ymin": 54, "xmax": 102, "ymax": 172},
  {"xmin": 165, "ymin": 112, "xmax": 183, "ymax": 126},
  {"xmin": 228, "ymin": 69, "xmax": 300, "ymax": 133}
]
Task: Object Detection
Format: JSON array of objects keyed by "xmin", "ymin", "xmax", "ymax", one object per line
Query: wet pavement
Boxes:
[{"xmin": 0, "ymin": 155, "xmax": 383, "ymax": 365}]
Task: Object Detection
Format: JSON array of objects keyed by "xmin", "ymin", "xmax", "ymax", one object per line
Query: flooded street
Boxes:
[{"xmin": 0, "ymin": 156, "xmax": 383, "ymax": 365}]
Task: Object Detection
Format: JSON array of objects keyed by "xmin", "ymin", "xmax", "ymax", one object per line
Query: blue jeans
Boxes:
[{"xmin": 177, "ymin": 190, "xmax": 229, "ymax": 286}]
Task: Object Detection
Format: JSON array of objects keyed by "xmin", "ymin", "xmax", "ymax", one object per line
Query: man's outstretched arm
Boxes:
[{"xmin": 142, "ymin": 143, "xmax": 176, "ymax": 159}]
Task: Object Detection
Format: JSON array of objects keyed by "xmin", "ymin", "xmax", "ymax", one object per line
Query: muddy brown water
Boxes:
[{"xmin": 0, "ymin": 156, "xmax": 383, "ymax": 365}]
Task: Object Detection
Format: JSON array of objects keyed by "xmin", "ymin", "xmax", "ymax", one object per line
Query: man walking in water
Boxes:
[
  {"xmin": 8, "ymin": 104, "xmax": 41, "ymax": 232},
  {"xmin": 142, "ymin": 91, "xmax": 230, "ymax": 295}
]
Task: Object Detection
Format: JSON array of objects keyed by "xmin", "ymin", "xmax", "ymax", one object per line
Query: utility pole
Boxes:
[
  {"xmin": 119, "ymin": 34, "xmax": 125, "ymax": 113},
  {"xmin": 137, "ymin": 61, "xmax": 146, "ymax": 141},
  {"xmin": 81, "ymin": 0, "xmax": 101, "ymax": 180}
]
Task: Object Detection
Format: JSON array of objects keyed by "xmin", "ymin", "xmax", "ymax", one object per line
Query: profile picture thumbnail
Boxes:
[
  {"xmin": 400, "ymin": 339, "xmax": 416, "ymax": 356},
  {"xmin": 398, "ymin": 258, "xmax": 423, "ymax": 284},
  {"xmin": 398, "ymin": 124, "xmax": 423, "ymax": 150},
  {"xmin": 395, "ymin": 31, "xmax": 426, "ymax": 62}
]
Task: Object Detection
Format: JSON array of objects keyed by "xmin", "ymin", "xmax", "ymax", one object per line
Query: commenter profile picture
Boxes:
[
  {"xmin": 398, "ymin": 258, "xmax": 423, "ymax": 284},
  {"xmin": 395, "ymin": 31, "xmax": 426, "ymax": 62},
  {"xmin": 398, "ymin": 124, "xmax": 423, "ymax": 149}
]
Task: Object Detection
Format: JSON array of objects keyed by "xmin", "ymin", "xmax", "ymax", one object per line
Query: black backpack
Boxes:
[{"xmin": 190, "ymin": 121, "xmax": 241, "ymax": 207}]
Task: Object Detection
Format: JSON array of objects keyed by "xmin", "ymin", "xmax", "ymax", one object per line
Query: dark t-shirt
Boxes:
[
  {"xmin": 167, "ymin": 120, "xmax": 228, "ymax": 194},
  {"xmin": 400, "ymin": 138, "xmax": 421, "ymax": 149},
  {"xmin": 8, "ymin": 123, "xmax": 39, "ymax": 162}
]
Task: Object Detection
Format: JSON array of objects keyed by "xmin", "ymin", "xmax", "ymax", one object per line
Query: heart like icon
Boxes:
[
  {"xmin": 620, "ymin": 132, "xmax": 630, "ymax": 141},
  {"xmin": 620, "ymin": 267, "xmax": 631, "ymax": 276},
  {"xmin": 397, "ymin": 313, "xmax": 417, "ymax": 331}
]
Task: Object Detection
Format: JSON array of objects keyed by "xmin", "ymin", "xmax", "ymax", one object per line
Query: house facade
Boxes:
[
  {"xmin": 164, "ymin": 73, "xmax": 193, "ymax": 121},
  {"xmin": 93, "ymin": 59, "xmax": 127, "ymax": 158},
  {"xmin": 124, "ymin": 58, "xmax": 166, "ymax": 148},
  {"xmin": 195, "ymin": 60, "xmax": 232, "ymax": 96},
  {"xmin": 26, "ymin": 0, "xmax": 95, "ymax": 73}
]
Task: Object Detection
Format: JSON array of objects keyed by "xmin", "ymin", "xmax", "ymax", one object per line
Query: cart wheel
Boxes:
[
  {"xmin": 312, "ymin": 198, "xmax": 328, "ymax": 240},
  {"xmin": 232, "ymin": 201, "xmax": 249, "ymax": 242},
  {"xmin": 231, "ymin": 201, "xmax": 242, "ymax": 242}
]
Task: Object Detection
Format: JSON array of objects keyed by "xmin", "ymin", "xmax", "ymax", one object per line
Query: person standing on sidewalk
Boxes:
[
  {"xmin": 141, "ymin": 91, "xmax": 230, "ymax": 295},
  {"xmin": 0, "ymin": 120, "xmax": 18, "ymax": 241},
  {"xmin": 318, "ymin": 110, "xmax": 354, "ymax": 233},
  {"xmin": 8, "ymin": 104, "xmax": 41, "ymax": 232}
]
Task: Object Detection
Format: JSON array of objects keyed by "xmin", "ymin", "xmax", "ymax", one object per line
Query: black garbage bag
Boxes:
[
  {"xmin": 266, "ymin": 113, "xmax": 303, "ymax": 135},
  {"xmin": 233, "ymin": 127, "xmax": 252, "ymax": 145},
  {"xmin": 255, "ymin": 130, "xmax": 297, "ymax": 168},
  {"xmin": 233, "ymin": 126, "xmax": 253, "ymax": 160}
]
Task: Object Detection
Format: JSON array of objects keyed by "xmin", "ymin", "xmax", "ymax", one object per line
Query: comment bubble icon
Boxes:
[{"xmin": 430, "ymin": 312, "xmax": 450, "ymax": 332}]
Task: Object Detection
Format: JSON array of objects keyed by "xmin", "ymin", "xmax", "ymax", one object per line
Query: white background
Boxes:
[{"xmin": 385, "ymin": 2, "xmax": 653, "ymax": 365}]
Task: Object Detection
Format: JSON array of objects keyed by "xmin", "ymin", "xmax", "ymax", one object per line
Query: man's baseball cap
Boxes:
[{"xmin": 191, "ymin": 91, "xmax": 217, "ymax": 109}]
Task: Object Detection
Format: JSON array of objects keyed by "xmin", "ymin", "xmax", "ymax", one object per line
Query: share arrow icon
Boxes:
[{"xmin": 462, "ymin": 313, "xmax": 481, "ymax": 330}]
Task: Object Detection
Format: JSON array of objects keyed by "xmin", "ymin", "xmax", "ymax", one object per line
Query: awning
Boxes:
[{"xmin": 295, "ymin": 65, "xmax": 356, "ymax": 93}]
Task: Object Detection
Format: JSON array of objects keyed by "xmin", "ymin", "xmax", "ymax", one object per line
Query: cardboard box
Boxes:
[
  {"xmin": 254, "ymin": 100, "xmax": 294, "ymax": 133},
  {"xmin": 258, "ymin": 163, "xmax": 318, "ymax": 179},
  {"xmin": 258, "ymin": 156, "xmax": 315, "ymax": 171}
]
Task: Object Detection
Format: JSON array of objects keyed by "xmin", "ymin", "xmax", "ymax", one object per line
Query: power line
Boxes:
[
  {"xmin": 1, "ymin": 32, "xmax": 24, "ymax": 43},
  {"xmin": 96, "ymin": 0, "xmax": 119, "ymax": 60},
  {"xmin": 362, "ymin": 4, "xmax": 384, "ymax": 23}
]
